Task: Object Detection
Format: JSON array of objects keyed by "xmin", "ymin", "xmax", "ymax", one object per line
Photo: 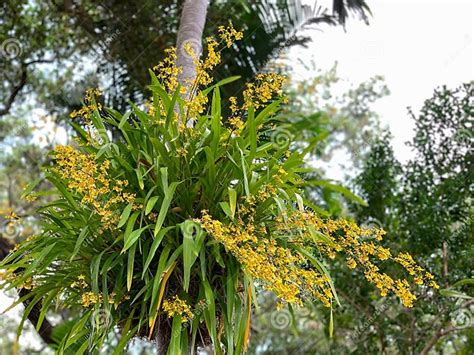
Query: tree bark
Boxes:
[
  {"xmin": 442, "ymin": 240, "xmax": 448, "ymax": 286},
  {"xmin": 420, "ymin": 324, "xmax": 455, "ymax": 355},
  {"xmin": 155, "ymin": 315, "xmax": 172, "ymax": 355},
  {"xmin": 175, "ymin": 0, "xmax": 209, "ymax": 94}
]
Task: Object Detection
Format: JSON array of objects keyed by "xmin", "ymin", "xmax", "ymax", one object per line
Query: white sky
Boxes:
[{"xmin": 298, "ymin": 0, "xmax": 473, "ymax": 163}]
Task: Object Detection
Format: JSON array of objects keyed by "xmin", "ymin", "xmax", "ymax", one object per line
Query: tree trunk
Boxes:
[
  {"xmin": 155, "ymin": 316, "xmax": 172, "ymax": 355},
  {"xmin": 442, "ymin": 240, "xmax": 448, "ymax": 286},
  {"xmin": 175, "ymin": 0, "xmax": 209, "ymax": 94}
]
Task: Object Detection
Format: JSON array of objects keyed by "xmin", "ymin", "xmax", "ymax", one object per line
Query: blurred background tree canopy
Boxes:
[{"xmin": 1, "ymin": 0, "xmax": 370, "ymax": 117}]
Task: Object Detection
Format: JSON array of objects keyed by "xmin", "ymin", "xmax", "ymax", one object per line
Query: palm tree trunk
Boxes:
[{"xmin": 176, "ymin": 0, "xmax": 209, "ymax": 92}]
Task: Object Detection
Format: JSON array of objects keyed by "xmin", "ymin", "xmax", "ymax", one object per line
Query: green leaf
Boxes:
[
  {"xmin": 118, "ymin": 111, "xmax": 132, "ymax": 130},
  {"xmin": 127, "ymin": 244, "xmax": 137, "ymax": 291},
  {"xmin": 439, "ymin": 289, "xmax": 473, "ymax": 299},
  {"xmin": 145, "ymin": 196, "xmax": 160, "ymax": 215},
  {"xmin": 219, "ymin": 201, "xmax": 233, "ymax": 220},
  {"xmin": 235, "ymin": 283, "xmax": 252, "ymax": 354},
  {"xmin": 70, "ymin": 226, "xmax": 89, "ymax": 261},
  {"xmin": 228, "ymin": 188, "xmax": 237, "ymax": 219},
  {"xmin": 123, "ymin": 225, "xmax": 152, "ymax": 252},
  {"xmin": 203, "ymin": 147, "xmax": 217, "ymax": 189},
  {"xmin": 135, "ymin": 168, "xmax": 144, "ymax": 190},
  {"xmin": 123, "ymin": 211, "xmax": 140, "ymax": 243},
  {"xmin": 113, "ymin": 325, "xmax": 139, "ymax": 355},
  {"xmin": 308, "ymin": 225, "xmax": 337, "ymax": 248},
  {"xmin": 329, "ymin": 305, "xmax": 334, "ymax": 338},
  {"xmin": 295, "ymin": 192, "xmax": 304, "ymax": 211},
  {"xmin": 114, "ymin": 155, "xmax": 134, "ymax": 172},
  {"xmin": 160, "ymin": 167, "xmax": 169, "ymax": 192},
  {"xmin": 166, "ymin": 89, "xmax": 180, "ymax": 128},
  {"xmin": 247, "ymin": 106, "xmax": 257, "ymax": 160},
  {"xmin": 154, "ymin": 181, "xmax": 180, "ymax": 237},
  {"xmin": 273, "ymin": 196, "xmax": 287, "ymax": 220},
  {"xmin": 452, "ymin": 279, "xmax": 474, "ymax": 288},
  {"xmin": 47, "ymin": 176, "xmax": 78, "ymax": 210},
  {"xmin": 309, "ymin": 180, "xmax": 367, "ymax": 206},
  {"xmin": 169, "ymin": 315, "xmax": 182, "ymax": 354},
  {"xmin": 203, "ymin": 279, "xmax": 220, "ymax": 354},
  {"xmin": 181, "ymin": 220, "xmax": 201, "ymax": 292},
  {"xmin": 202, "ymin": 75, "xmax": 241, "ymax": 95},
  {"xmin": 148, "ymin": 74, "xmax": 171, "ymax": 108},
  {"xmin": 24, "ymin": 243, "xmax": 56, "ymax": 278},
  {"xmin": 211, "ymin": 87, "xmax": 221, "ymax": 154},
  {"xmin": 37, "ymin": 291, "xmax": 57, "ymax": 332},
  {"xmin": 149, "ymin": 245, "xmax": 172, "ymax": 318},
  {"xmin": 255, "ymin": 99, "xmax": 281, "ymax": 127},
  {"xmin": 118, "ymin": 203, "xmax": 133, "ymax": 228},
  {"xmin": 143, "ymin": 226, "xmax": 175, "ymax": 277},
  {"xmin": 149, "ymin": 261, "xmax": 177, "ymax": 335},
  {"xmin": 239, "ymin": 147, "xmax": 250, "ymax": 197}
]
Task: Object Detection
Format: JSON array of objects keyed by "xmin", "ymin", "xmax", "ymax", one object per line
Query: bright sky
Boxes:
[{"xmin": 299, "ymin": 0, "xmax": 473, "ymax": 163}]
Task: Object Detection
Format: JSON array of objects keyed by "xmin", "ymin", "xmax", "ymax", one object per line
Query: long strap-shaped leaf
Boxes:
[{"xmin": 148, "ymin": 261, "xmax": 177, "ymax": 337}]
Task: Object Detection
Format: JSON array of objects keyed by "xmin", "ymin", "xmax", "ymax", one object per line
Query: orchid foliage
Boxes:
[{"xmin": 0, "ymin": 24, "xmax": 437, "ymax": 354}]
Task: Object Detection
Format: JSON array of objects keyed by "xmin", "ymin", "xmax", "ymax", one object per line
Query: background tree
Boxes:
[
  {"xmin": 1, "ymin": 0, "xmax": 370, "ymax": 118},
  {"xmin": 279, "ymin": 64, "xmax": 389, "ymax": 215}
]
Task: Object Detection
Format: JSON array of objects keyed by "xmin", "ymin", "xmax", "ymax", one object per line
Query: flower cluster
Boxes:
[
  {"xmin": 5, "ymin": 210, "xmax": 19, "ymax": 220},
  {"xmin": 81, "ymin": 292, "xmax": 103, "ymax": 308},
  {"xmin": 278, "ymin": 210, "xmax": 439, "ymax": 307},
  {"xmin": 22, "ymin": 194, "xmax": 37, "ymax": 202},
  {"xmin": 218, "ymin": 21, "xmax": 244, "ymax": 48},
  {"xmin": 152, "ymin": 22, "xmax": 244, "ymax": 120},
  {"xmin": 70, "ymin": 88, "xmax": 102, "ymax": 120},
  {"xmin": 394, "ymin": 253, "xmax": 438, "ymax": 288},
  {"xmin": 152, "ymin": 22, "xmax": 285, "ymax": 133},
  {"xmin": 0, "ymin": 270, "xmax": 35, "ymax": 290},
  {"xmin": 242, "ymin": 73, "xmax": 287, "ymax": 110},
  {"xmin": 3, "ymin": 210, "xmax": 22, "ymax": 240},
  {"xmin": 53, "ymin": 145, "xmax": 136, "ymax": 231},
  {"xmin": 228, "ymin": 72, "xmax": 287, "ymax": 130},
  {"xmin": 196, "ymin": 211, "xmax": 334, "ymax": 307},
  {"xmin": 228, "ymin": 116, "xmax": 244, "ymax": 132},
  {"xmin": 71, "ymin": 275, "xmax": 123, "ymax": 307},
  {"xmin": 80, "ymin": 292, "xmax": 123, "ymax": 308},
  {"xmin": 162, "ymin": 296, "xmax": 194, "ymax": 323},
  {"xmin": 196, "ymin": 180, "xmax": 438, "ymax": 309},
  {"xmin": 71, "ymin": 274, "xmax": 88, "ymax": 289},
  {"xmin": 153, "ymin": 47, "xmax": 181, "ymax": 93}
]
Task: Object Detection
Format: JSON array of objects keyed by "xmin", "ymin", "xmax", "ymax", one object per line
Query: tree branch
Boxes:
[
  {"xmin": 420, "ymin": 323, "xmax": 460, "ymax": 355},
  {"xmin": 0, "ymin": 65, "xmax": 28, "ymax": 117},
  {"xmin": 0, "ymin": 59, "xmax": 54, "ymax": 117}
]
